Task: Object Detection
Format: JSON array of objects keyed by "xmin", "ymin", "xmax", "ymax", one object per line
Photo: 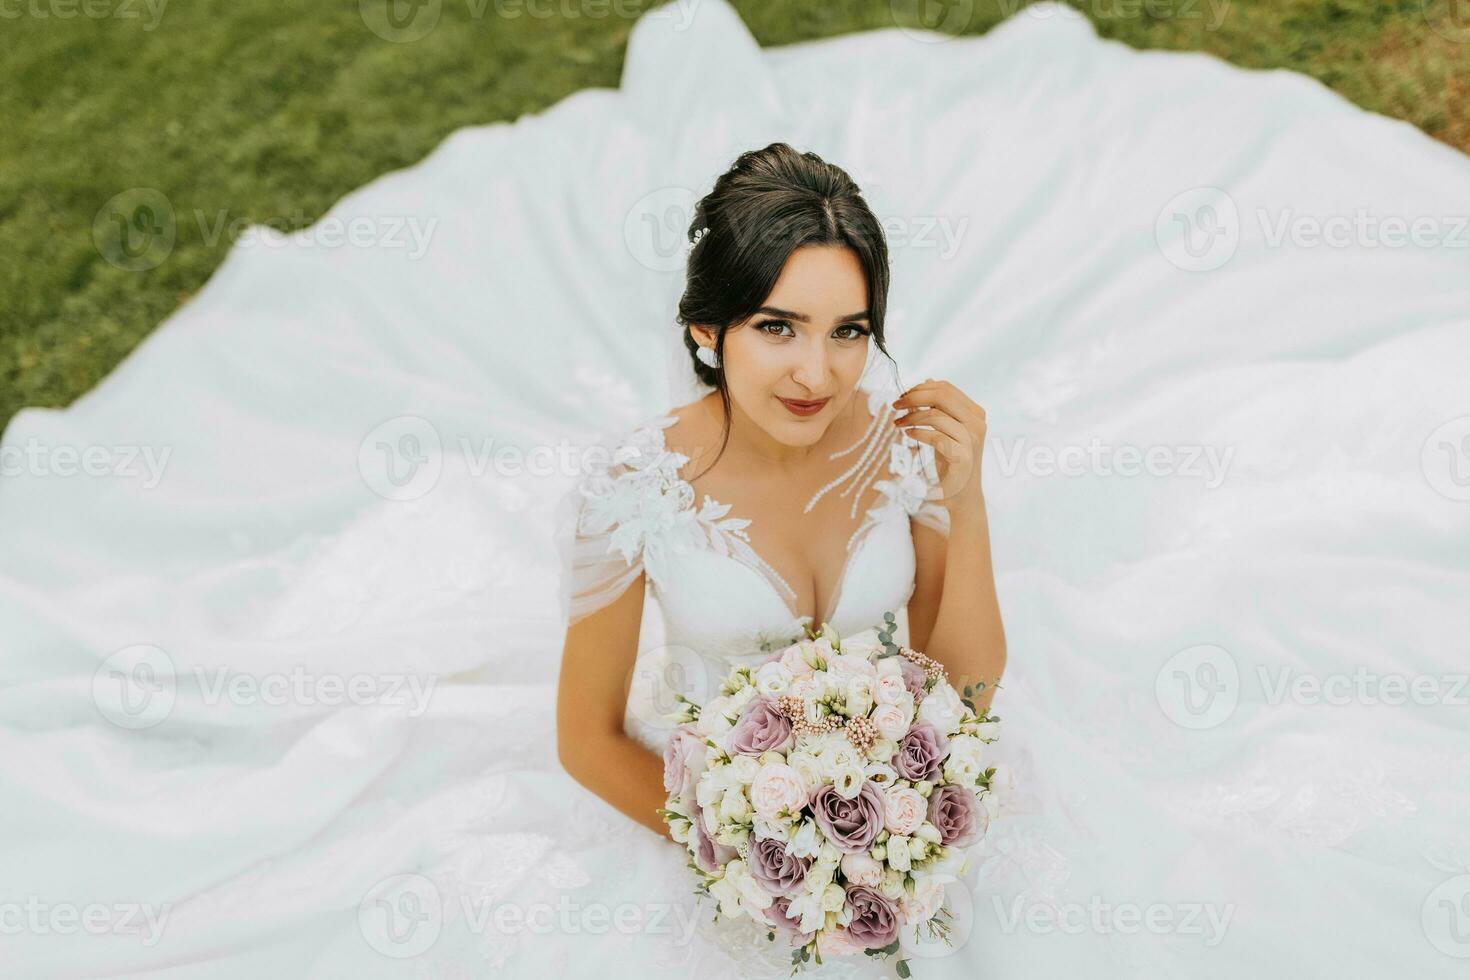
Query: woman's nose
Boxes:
[{"xmin": 791, "ymin": 340, "xmax": 829, "ymax": 389}]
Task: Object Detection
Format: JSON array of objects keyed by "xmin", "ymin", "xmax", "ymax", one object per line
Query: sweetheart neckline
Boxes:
[{"xmin": 638, "ymin": 406, "xmax": 906, "ymax": 629}]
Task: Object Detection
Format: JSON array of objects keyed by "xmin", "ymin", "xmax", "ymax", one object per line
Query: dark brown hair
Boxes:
[{"xmin": 676, "ymin": 141, "xmax": 901, "ymax": 480}]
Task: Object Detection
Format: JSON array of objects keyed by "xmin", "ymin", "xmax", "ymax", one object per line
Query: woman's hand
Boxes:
[{"xmin": 891, "ymin": 378, "xmax": 987, "ymax": 516}]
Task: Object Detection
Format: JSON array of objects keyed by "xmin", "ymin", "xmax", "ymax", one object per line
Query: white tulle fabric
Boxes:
[{"xmin": 1, "ymin": 1, "xmax": 1468, "ymax": 977}]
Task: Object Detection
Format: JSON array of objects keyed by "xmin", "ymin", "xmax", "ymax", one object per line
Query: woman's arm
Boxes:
[
  {"xmin": 556, "ymin": 569, "xmax": 675, "ymax": 841},
  {"xmin": 897, "ymin": 379, "xmax": 1007, "ymax": 716},
  {"xmin": 909, "ymin": 500, "xmax": 1006, "ymax": 716}
]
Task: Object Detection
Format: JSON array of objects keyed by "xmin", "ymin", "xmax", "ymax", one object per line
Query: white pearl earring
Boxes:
[{"xmin": 696, "ymin": 345, "xmax": 720, "ymax": 369}]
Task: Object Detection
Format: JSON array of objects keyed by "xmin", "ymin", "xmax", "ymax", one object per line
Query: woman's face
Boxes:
[{"xmin": 695, "ymin": 244, "xmax": 873, "ymax": 450}]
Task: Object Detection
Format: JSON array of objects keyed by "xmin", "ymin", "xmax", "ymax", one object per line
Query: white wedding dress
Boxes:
[{"xmin": 3, "ymin": 1, "xmax": 1470, "ymax": 977}]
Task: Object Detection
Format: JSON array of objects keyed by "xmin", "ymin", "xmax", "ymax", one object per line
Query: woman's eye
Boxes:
[
  {"xmin": 834, "ymin": 325, "xmax": 869, "ymax": 340},
  {"xmin": 758, "ymin": 320, "xmax": 793, "ymax": 337}
]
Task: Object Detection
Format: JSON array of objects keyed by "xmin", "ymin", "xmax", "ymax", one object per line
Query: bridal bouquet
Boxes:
[{"xmin": 657, "ymin": 612, "xmax": 1001, "ymax": 976}]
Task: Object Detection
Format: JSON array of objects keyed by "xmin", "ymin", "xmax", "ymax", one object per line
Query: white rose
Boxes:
[
  {"xmin": 726, "ymin": 685, "xmax": 758, "ymax": 717},
  {"xmin": 749, "ymin": 763, "xmax": 808, "ymax": 816},
  {"xmin": 875, "ymin": 656, "xmax": 903, "ymax": 678},
  {"xmin": 900, "ymin": 876, "xmax": 946, "ymax": 925},
  {"xmin": 874, "ymin": 673, "xmax": 907, "ymax": 706},
  {"xmin": 838, "ymin": 627, "xmax": 885, "ymax": 659},
  {"xmin": 821, "ymin": 883, "xmax": 846, "ymax": 912},
  {"xmin": 697, "ymin": 705, "xmax": 733, "ymax": 738},
  {"xmin": 805, "ymin": 860, "xmax": 834, "ymax": 894},
  {"xmin": 882, "ymin": 786, "xmax": 926, "ymax": 835},
  {"xmin": 867, "ymin": 738, "xmax": 898, "ymax": 763},
  {"xmin": 879, "ymin": 868, "xmax": 906, "ymax": 900},
  {"xmin": 942, "ymin": 734, "xmax": 985, "ymax": 785},
  {"xmin": 830, "ymin": 652, "xmax": 877, "ymax": 677},
  {"xmin": 914, "ymin": 821, "xmax": 943, "ymax": 845},
  {"xmin": 755, "ymin": 660, "xmax": 794, "ymax": 697},
  {"xmin": 733, "ymin": 863, "xmax": 774, "ymax": 912},
  {"xmin": 791, "ymin": 678, "xmax": 821, "ymax": 703},
  {"xmin": 752, "ymin": 812, "xmax": 794, "ymax": 842},
  {"xmin": 886, "ymin": 835, "xmax": 912, "ymax": 872},
  {"xmin": 844, "ymin": 675, "xmax": 875, "ymax": 717},
  {"xmin": 975, "ymin": 720, "xmax": 1000, "ymax": 740},
  {"xmin": 729, "ymin": 754, "xmax": 759, "ymax": 784},
  {"xmin": 917, "ymin": 683, "xmax": 966, "ymax": 734},
  {"xmin": 718, "ymin": 787, "xmax": 751, "ymax": 823},
  {"xmin": 871, "ymin": 703, "xmax": 909, "ymax": 741},
  {"xmin": 840, "ymin": 852, "xmax": 885, "ymax": 888},
  {"xmin": 786, "ymin": 751, "xmax": 823, "ymax": 791},
  {"xmin": 820, "ymin": 741, "xmax": 862, "ymax": 775}
]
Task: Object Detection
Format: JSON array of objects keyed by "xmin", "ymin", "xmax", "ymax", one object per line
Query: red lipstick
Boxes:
[{"xmin": 778, "ymin": 396, "xmax": 830, "ymax": 417}]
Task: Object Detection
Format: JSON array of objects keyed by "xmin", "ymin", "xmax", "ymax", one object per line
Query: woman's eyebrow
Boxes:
[{"xmin": 756, "ymin": 306, "xmax": 871, "ymax": 323}]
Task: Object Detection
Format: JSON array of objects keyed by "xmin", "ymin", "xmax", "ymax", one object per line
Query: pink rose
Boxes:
[
  {"xmin": 882, "ymin": 785, "xmax": 926, "ymax": 835},
  {"xmin": 840, "ymin": 851, "xmax": 884, "ymax": 888},
  {"xmin": 816, "ymin": 924, "xmax": 863, "ymax": 958},
  {"xmin": 779, "ymin": 644, "xmax": 816, "ymax": 678},
  {"xmin": 662, "ymin": 724, "xmax": 704, "ymax": 798},
  {"xmin": 730, "ymin": 697, "xmax": 794, "ymax": 755}
]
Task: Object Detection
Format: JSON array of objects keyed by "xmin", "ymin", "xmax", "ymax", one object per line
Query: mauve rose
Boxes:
[
  {"xmin": 748, "ymin": 836, "xmax": 812, "ymax": 897},
  {"xmin": 765, "ymin": 896, "xmax": 813, "ymax": 940},
  {"xmin": 663, "ymin": 724, "xmax": 704, "ymax": 797},
  {"xmin": 927, "ymin": 784, "xmax": 985, "ymax": 847},
  {"xmin": 730, "ymin": 696, "xmax": 793, "ymax": 755},
  {"xmin": 898, "ymin": 658, "xmax": 929, "ymax": 700},
  {"xmin": 843, "ymin": 884, "xmax": 900, "ymax": 949},
  {"xmin": 693, "ymin": 806, "xmax": 738, "ymax": 873},
  {"xmin": 809, "ymin": 780, "xmax": 885, "ymax": 853},
  {"xmin": 894, "ymin": 722, "xmax": 948, "ymax": 782}
]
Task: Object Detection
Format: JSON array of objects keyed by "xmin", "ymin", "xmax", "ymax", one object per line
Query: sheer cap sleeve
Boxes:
[
  {"xmin": 554, "ymin": 414, "xmax": 693, "ymax": 626},
  {"xmin": 878, "ymin": 429, "xmax": 952, "ymax": 538}
]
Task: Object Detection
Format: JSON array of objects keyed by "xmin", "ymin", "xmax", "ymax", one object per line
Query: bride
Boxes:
[{"xmin": 550, "ymin": 142, "xmax": 1006, "ymax": 976}]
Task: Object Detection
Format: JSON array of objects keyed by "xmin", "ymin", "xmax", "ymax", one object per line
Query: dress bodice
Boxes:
[{"xmin": 560, "ymin": 382, "xmax": 951, "ymax": 753}]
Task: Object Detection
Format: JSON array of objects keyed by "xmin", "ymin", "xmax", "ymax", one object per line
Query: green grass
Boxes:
[{"xmin": 3, "ymin": 0, "xmax": 1466, "ymax": 433}]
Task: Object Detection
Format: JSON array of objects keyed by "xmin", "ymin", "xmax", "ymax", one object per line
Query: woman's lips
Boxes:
[{"xmin": 778, "ymin": 396, "xmax": 830, "ymax": 417}]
